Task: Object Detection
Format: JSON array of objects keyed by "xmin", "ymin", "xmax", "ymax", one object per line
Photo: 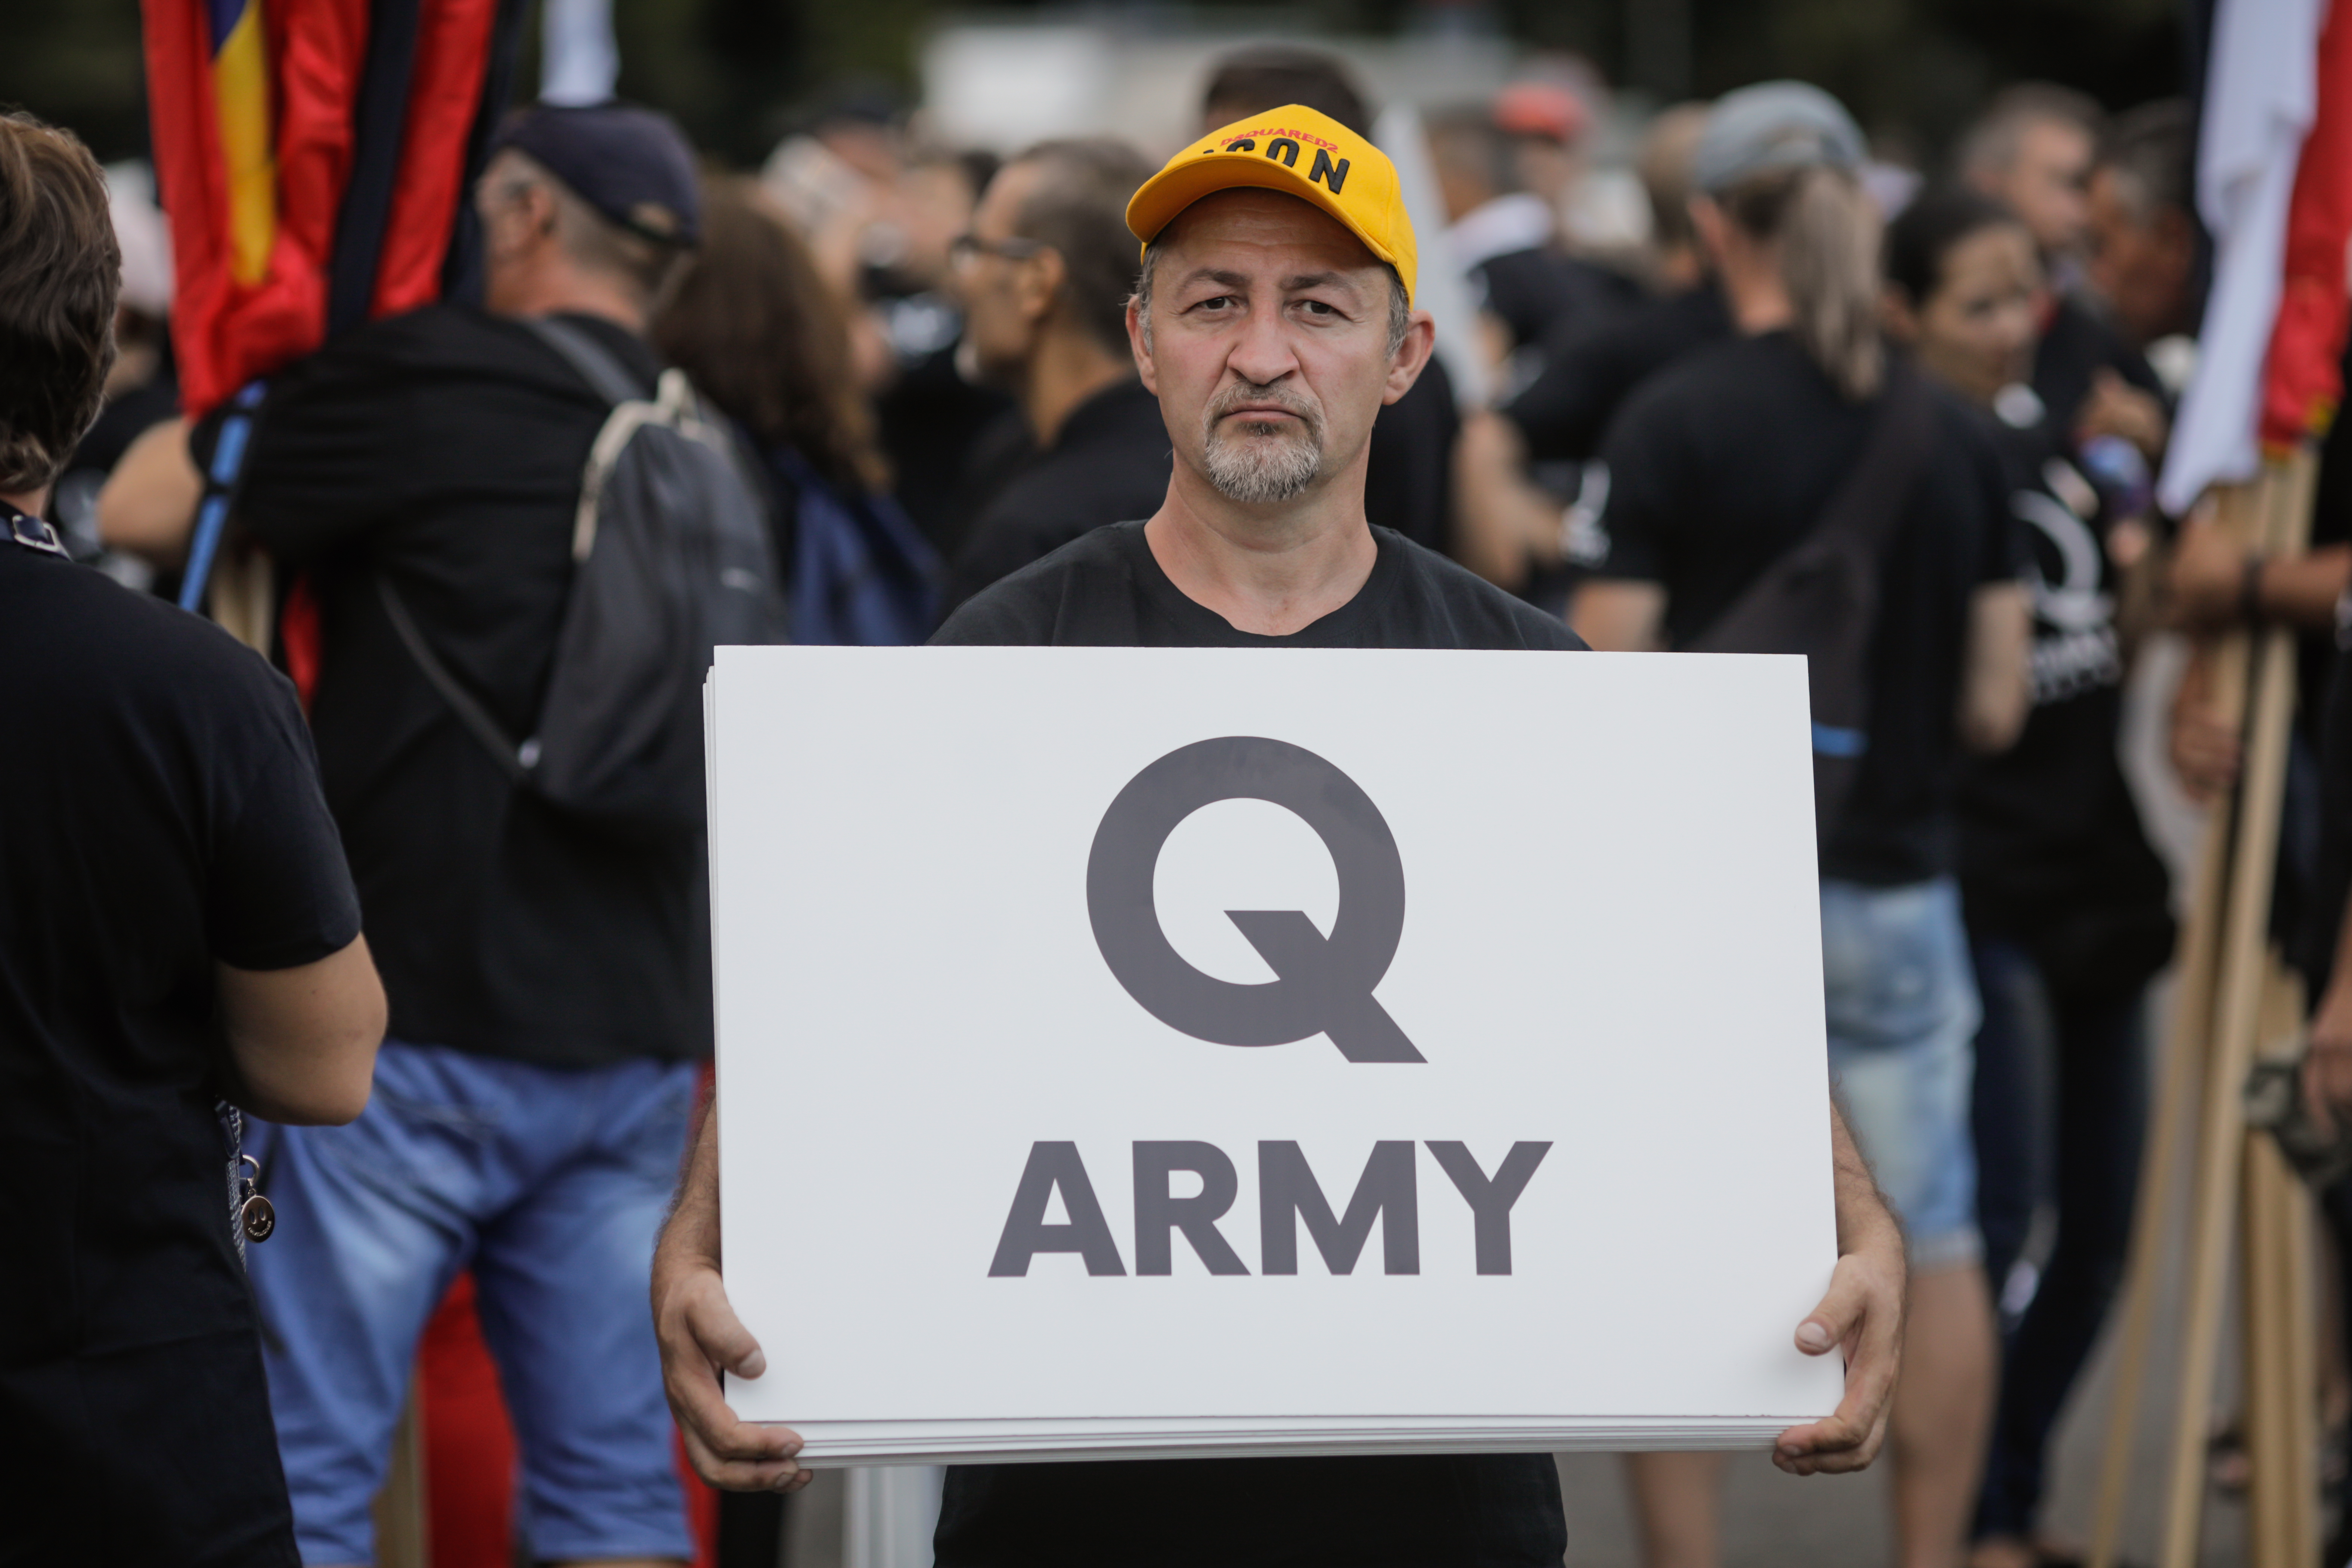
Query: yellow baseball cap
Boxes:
[{"xmin": 1125, "ymin": 104, "xmax": 1418, "ymax": 303}]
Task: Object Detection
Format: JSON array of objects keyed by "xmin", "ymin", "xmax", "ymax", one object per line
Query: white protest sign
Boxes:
[{"xmin": 710, "ymin": 646, "xmax": 1843, "ymax": 1436}]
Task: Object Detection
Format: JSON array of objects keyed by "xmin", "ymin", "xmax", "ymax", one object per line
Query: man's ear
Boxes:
[
  {"xmin": 1880, "ymin": 282, "xmax": 1922, "ymax": 344},
  {"xmin": 1016, "ymin": 246, "xmax": 1067, "ymax": 326},
  {"xmin": 1127, "ymin": 294, "xmax": 1158, "ymax": 394},
  {"xmin": 2156, "ymin": 206, "xmax": 2199, "ymax": 273},
  {"xmin": 1383, "ymin": 309, "xmax": 1437, "ymax": 406}
]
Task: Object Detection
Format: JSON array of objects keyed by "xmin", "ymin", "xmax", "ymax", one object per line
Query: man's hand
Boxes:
[
  {"xmin": 2166, "ymin": 513, "xmax": 2250, "ymax": 633},
  {"xmin": 653, "ymin": 1109, "xmax": 812, "ymax": 1492},
  {"xmin": 2076, "ymin": 367, "xmax": 2169, "ymax": 461},
  {"xmin": 2167, "ymin": 642, "xmax": 2241, "ymax": 805},
  {"xmin": 1774, "ymin": 1103, "xmax": 1905, "ymax": 1476},
  {"xmin": 2304, "ymin": 895, "xmax": 2352, "ymax": 1140}
]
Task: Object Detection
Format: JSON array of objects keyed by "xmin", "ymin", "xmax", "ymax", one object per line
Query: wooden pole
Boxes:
[
  {"xmin": 2158, "ymin": 467, "xmax": 2302, "ymax": 1568},
  {"xmin": 2088, "ymin": 481, "xmax": 2266, "ymax": 1568},
  {"xmin": 2088, "ymin": 817, "xmax": 2230, "ymax": 1568},
  {"xmin": 372, "ymin": 1378, "xmax": 431, "ymax": 1568}
]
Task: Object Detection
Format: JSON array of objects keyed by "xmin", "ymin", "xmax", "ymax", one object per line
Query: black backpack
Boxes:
[
  {"xmin": 379, "ymin": 316, "xmax": 788, "ymax": 840},
  {"xmin": 1685, "ymin": 358, "xmax": 1937, "ymax": 838}
]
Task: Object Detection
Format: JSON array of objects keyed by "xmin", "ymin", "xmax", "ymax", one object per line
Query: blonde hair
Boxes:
[{"xmin": 1722, "ymin": 163, "xmax": 1883, "ymax": 400}]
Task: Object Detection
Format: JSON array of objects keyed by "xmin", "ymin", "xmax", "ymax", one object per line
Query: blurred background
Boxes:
[{"xmin": 1, "ymin": 0, "xmax": 2186, "ymax": 172}]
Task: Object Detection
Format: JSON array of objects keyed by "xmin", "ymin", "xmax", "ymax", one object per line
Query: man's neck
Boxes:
[
  {"xmin": 1021, "ymin": 327, "xmax": 1134, "ymax": 448},
  {"xmin": 1142, "ymin": 452, "xmax": 1379, "ymax": 637},
  {"xmin": 1, "ymin": 488, "xmax": 46, "ymax": 517},
  {"xmin": 494, "ymin": 263, "xmax": 647, "ymax": 334}
]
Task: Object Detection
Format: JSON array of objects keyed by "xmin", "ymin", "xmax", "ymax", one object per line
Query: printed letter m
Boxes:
[{"xmin": 1258, "ymin": 1140, "xmax": 1419, "ymax": 1275}]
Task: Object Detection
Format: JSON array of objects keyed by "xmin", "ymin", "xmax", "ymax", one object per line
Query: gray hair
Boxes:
[
  {"xmin": 1132, "ymin": 237, "xmax": 1411, "ymax": 356},
  {"xmin": 1955, "ymin": 83, "xmax": 2103, "ymax": 181},
  {"xmin": 483, "ymin": 148, "xmax": 691, "ymax": 310},
  {"xmin": 2097, "ymin": 100, "xmax": 2194, "ymax": 224}
]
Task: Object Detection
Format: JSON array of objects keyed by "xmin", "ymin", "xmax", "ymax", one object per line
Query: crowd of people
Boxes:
[{"xmin": 13, "ymin": 27, "xmax": 2352, "ymax": 1568}]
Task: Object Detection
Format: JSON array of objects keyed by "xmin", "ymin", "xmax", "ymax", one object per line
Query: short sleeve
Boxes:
[
  {"xmin": 205, "ymin": 666, "xmax": 363, "ymax": 971},
  {"xmin": 1965, "ymin": 419, "xmax": 2029, "ymax": 588},
  {"xmin": 1583, "ymin": 393, "xmax": 1680, "ymax": 583}
]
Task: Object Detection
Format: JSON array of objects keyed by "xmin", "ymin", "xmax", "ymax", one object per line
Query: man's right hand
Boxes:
[
  {"xmin": 2166, "ymin": 643, "xmax": 2241, "ymax": 805},
  {"xmin": 652, "ymin": 1111, "xmax": 812, "ymax": 1492}
]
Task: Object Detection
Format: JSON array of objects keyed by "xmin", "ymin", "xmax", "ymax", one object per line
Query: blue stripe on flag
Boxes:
[{"xmin": 206, "ymin": 0, "xmax": 249, "ymax": 53}]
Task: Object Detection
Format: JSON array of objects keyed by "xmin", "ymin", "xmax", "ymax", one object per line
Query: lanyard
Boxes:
[{"xmin": 0, "ymin": 500, "xmax": 66, "ymax": 557}]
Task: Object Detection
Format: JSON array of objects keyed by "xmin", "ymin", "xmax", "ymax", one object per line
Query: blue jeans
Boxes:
[
  {"xmin": 1968, "ymin": 940, "xmax": 2147, "ymax": 1541},
  {"xmin": 245, "ymin": 1040, "xmax": 700, "ymax": 1565},
  {"xmin": 1821, "ymin": 877, "xmax": 1984, "ymax": 1272}
]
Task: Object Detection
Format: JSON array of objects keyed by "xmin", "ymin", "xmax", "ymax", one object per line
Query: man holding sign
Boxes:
[{"xmin": 654, "ymin": 106, "xmax": 1906, "ymax": 1559}]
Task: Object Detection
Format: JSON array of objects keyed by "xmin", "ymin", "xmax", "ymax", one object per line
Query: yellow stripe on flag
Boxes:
[{"xmin": 213, "ymin": 0, "xmax": 274, "ymax": 285}]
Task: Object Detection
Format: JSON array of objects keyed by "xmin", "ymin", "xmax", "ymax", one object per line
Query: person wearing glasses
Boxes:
[{"xmin": 941, "ymin": 137, "xmax": 1170, "ymax": 612}]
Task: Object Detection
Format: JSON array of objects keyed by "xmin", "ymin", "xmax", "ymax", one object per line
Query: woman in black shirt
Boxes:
[
  {"xmin": 1884, "ymin": 186, "xmax": 2172, "ymax": 1568},
  {"xmin": 1571, "ymin": 84, "xmax": 2028, "ymax": 1568}
]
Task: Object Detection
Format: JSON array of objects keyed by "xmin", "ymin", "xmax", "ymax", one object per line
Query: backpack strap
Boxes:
[
  {"xmin": 376, "ymin": 573, "xmax": 534, "ymax": 782},
  {"xmin": 521, "ymin": 314, "xmax": 650, "ymax": 407},
  {"xmin": 1807, "ymin": 356, "xmax": 1938, "ymax": 560}
]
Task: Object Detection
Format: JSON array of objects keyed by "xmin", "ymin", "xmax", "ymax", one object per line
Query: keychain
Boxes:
[{"xmin": 235, "ymin": 1152, "xmax": 275, "ymax": 1243}]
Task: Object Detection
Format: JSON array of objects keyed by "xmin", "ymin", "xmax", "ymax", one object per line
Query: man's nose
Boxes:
[{"xmin": 1225, "ymin": 301, "xmax": 1300, "ymax": 388}]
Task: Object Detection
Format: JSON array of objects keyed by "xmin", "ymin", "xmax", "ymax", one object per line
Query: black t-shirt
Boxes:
[
  {"xmin": 1956, "ymin": 420, "xmax": 2173, "ymax": 993},
  {"xmin": 1502, "ymin": 283, "xmax": 1731, "ymax": 464},
  {"xmin": 929, "ymin": 519, "xmax": 1576, "ymax": 1567},
  {"xmin": 947, "ymin": 379, "xmax": 1173, "ymax": 613},
  {"xmin": 2030, "ymin": 292, "xmax": 2166, "ymax": 446},
  {"xmin": 1474, "ymin": 248, "xmax": 1643, "ymax": 353},
  {"xmin": 1364, "ymin": 354, "xmax": 1461, "ymax": 557},
  {"xmin": 1587, "ymin": 332, "xmax": 2019, "ymax": 885},
  {"xmin": 1, "ymin": 539, "xmax": 359, "ymax": 1565},
  {"xmin": 875, "ymin": 336, "xmax": 1023, "ymax": 561},
  {"xmin": 193, "ymin": 303, "xmax": 707, "ymax": 1068}
]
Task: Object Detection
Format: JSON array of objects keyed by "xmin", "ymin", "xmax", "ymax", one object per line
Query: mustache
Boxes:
[{"xmin": 1204, "ymin": 381, "xmax": 1324, "ymax": 440}]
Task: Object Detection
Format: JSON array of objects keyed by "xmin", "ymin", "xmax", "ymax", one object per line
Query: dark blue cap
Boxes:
[{"xmin": 492, "ymin": 100, "xmax": 701, "ymax": 247}]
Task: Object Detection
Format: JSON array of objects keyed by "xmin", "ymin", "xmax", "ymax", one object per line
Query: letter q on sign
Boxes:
[{"xmin": 1085, "ymin": 736, "xmax": 1422, "ymax": 1063}]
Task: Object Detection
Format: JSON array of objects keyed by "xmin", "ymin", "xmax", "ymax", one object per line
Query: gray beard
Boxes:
[{"xmin": 1201, "ymin": 418, "xmax": 1323, "ymax": 504}]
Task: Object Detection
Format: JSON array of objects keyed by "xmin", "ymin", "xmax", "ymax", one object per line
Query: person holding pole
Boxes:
[{"xmin": 655, "ymin": 101, "xmax": 1908, "ymax": 1562}]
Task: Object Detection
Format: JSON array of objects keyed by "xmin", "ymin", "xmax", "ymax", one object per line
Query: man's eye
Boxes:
[
  {"xmin": 1300, "ymin": 300, "xmax": 1338, "ymax": 317},
  {"xmin": 1194, "ymin": 295, "xmax": 1235, "ymax": 312}
]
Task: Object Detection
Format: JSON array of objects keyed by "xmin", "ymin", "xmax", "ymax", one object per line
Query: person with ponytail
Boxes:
[
  {"xmin": 1570, "ymin": 84, "xmax": 2032, "ymax": 1568},
  {"xmin": 1885, "ymin": 186, "xmax": 2172, "ymax": 1568}
]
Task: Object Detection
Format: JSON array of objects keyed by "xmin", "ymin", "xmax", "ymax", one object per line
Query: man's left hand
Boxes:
[{"xmin": 1774, "ymin": 1114, "xmax": 1906, "ymax": 1477}]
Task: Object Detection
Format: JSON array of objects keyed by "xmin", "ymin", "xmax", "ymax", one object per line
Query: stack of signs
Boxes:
[{"xmin": 705, "ymin": 646, "xmax": 1844, "ymax": 1466}]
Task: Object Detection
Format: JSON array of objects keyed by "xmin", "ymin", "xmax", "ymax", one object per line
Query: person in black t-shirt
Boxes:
[
  {"xmin": 101, "ymin": 103, "xmax": 725, "ymax": 1567},
  {"xmin": 1455, "ymin": 103, "xmax": 1725, "ymax": 605},
  {"xmin": 657, "ymin": 99, "xmax": 1909, "ymax": 1568},
  {"xmin": 1427, "ymin": 107, "xmax": 1640, "ymax": 357},
  {"xmin": 944, "ymin": 139, "xmax": 1169, "ymax": 612},
  {"xmin": 1885, "ymin": 188, "xmax": 2173, "ymax": 1568},
  {"xmin": 1956, "ymin": 86, "xmax": 2175, "ymax": 498},
  {"xmin": 0, "ymin": 111, "xmax": 386, "ymax": 1568},
  {"xmin": 1571, "ymin": 85, "xmax": 2031, "ymax": 1568}
]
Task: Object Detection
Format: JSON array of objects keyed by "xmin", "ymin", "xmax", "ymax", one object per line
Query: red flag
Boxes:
[
  {"xmin": 2262, "ymin": 0, "xmax": 2352, "ymax": 448},
  {"xmin": 142, "ymin": 0, "xmax": 365, "ymax": 414},
  {"xmin": 142, "ymin": 0, "xmax": 511, "ymax": 415}
]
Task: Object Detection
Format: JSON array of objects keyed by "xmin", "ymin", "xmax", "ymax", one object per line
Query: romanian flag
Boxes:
[{"xmin": 142, "ymin": 0, "xmax": 526, "ymax": 414}]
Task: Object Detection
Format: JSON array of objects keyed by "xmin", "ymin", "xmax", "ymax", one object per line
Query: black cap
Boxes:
[{"xmin": 492, "ymin": 100, "xmax": 701, "ymax": 247}]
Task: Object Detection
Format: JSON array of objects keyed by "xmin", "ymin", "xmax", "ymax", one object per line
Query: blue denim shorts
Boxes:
[
  {"xmin": 244, "ymin": 1040, "xmax": 701, "ymax": 1565},
  {"xmin": 1820, "ymin": 876, "xmax": 1984, "ymax": 1273}
]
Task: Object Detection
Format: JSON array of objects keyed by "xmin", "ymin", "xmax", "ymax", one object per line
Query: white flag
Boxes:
[{"xmin": 2157, "ymin": 0, "xmax": 2328, "ymax": 515}]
